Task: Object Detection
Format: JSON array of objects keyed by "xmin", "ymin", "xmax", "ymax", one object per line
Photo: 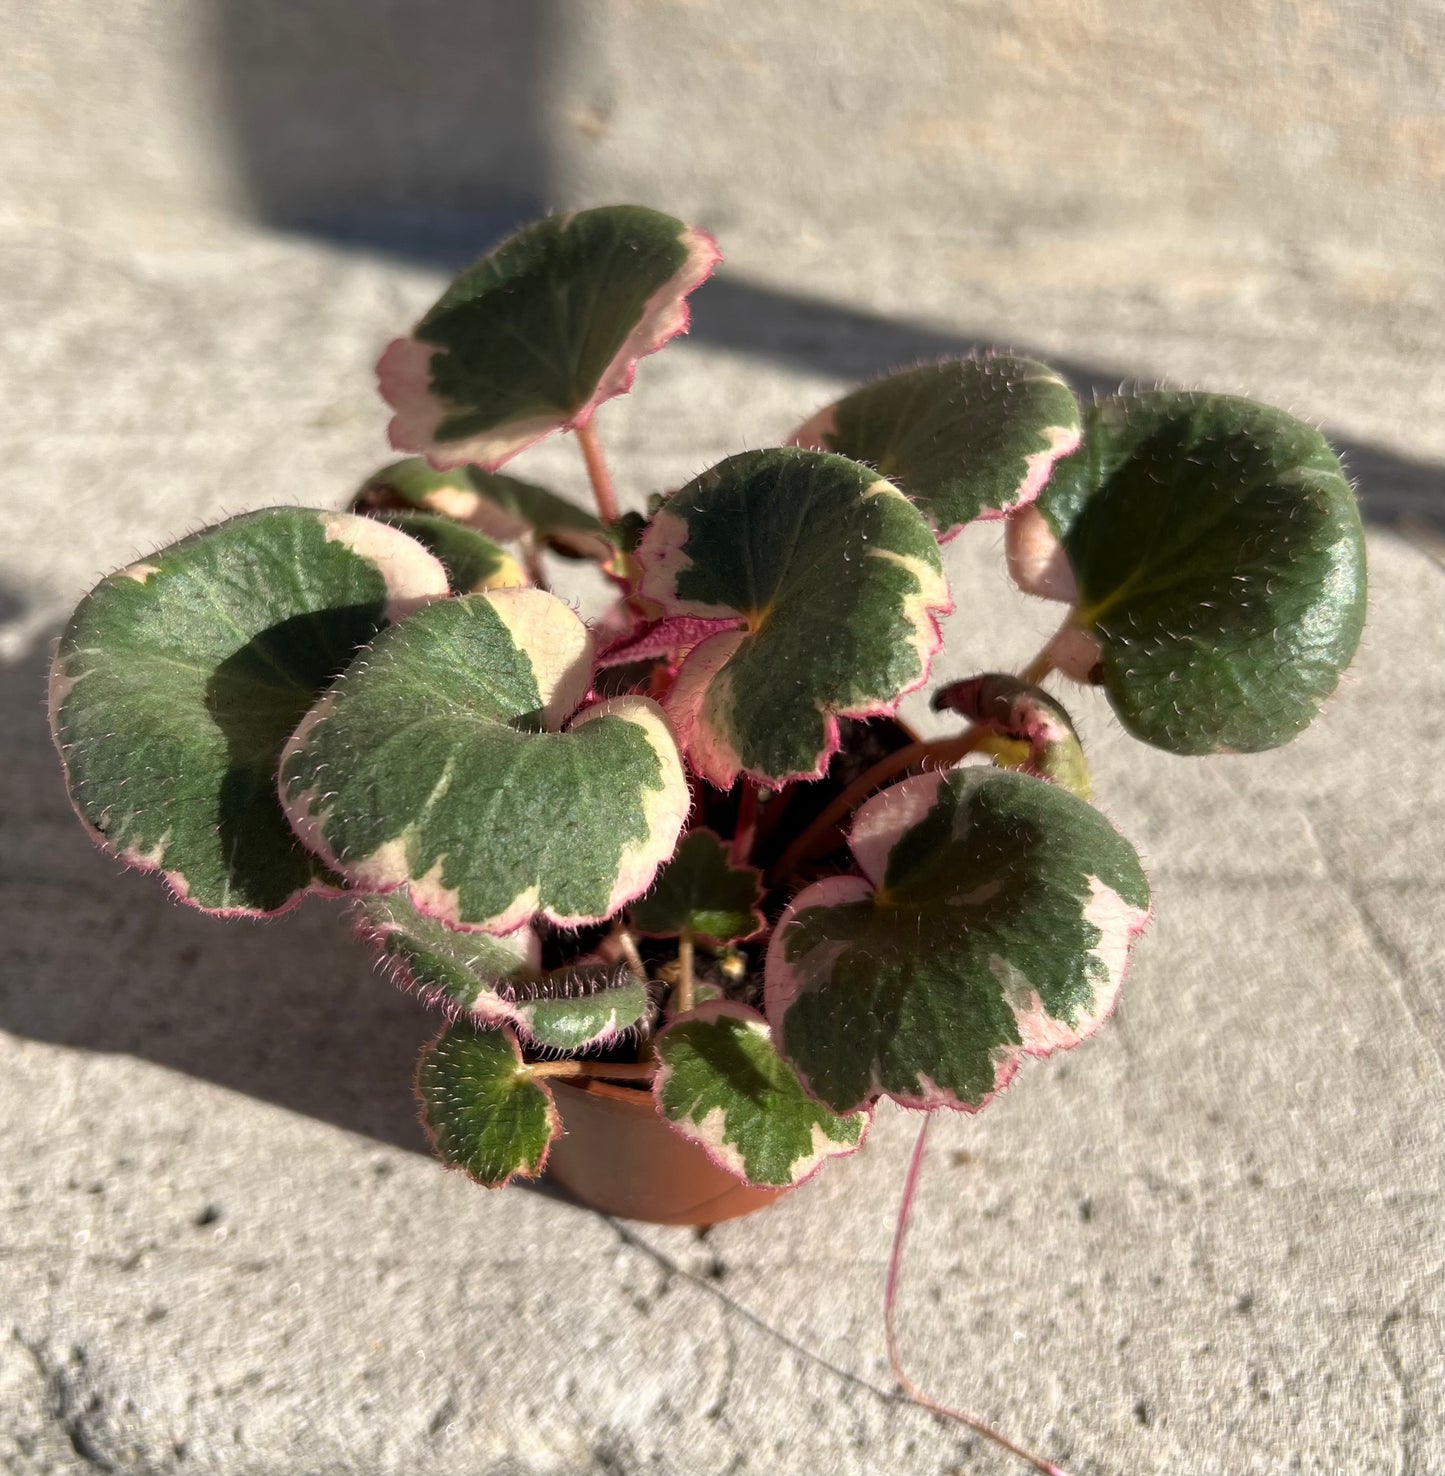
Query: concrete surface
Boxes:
[{"xmin": 2, "ymin": 4, "xmax": 1442, "ymax": 1474}]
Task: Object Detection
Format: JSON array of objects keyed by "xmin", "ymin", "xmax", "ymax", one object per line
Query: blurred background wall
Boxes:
[
  {"xmin": 2, "ymin": 0, "xmax": 1440, "ymax": 586},
  {"xmin": 5, "ymin": 1, "xmax": 1438, "ymax": 289}
]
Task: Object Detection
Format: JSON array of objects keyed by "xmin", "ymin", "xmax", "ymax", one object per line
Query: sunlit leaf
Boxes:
[
  {"xmin": 355, "ymin": 459, "xmax": 612, "ymax": 560},
  {"xmin": 654, "ymin": 1002, "xmax": 868, "ymax": 1187},
  {"xmin": 372, "ymin": 511, "xmax": 526, "ymax": 593},
  {"xmin": 359, "ymin": 891, "xmax": 649, "ymax": 1051},
  {"xmin": 280, "ymin": 588, "xmax": 688, "ymax": 932},
  {"xmin": 794, "ymin": 355, "xmax": 1080, "ymax": 540},
  {"xmin": 767, "ymin": 767, "xmax": 1150, "ymax": 1114},
  {"xmin": 634, "ymin": 448, "xmax": 950, "ymax": 787},
  {"xmin": 416, "ymin": 1024, "xmax": 559, "ymax": 1187},
  {"xmin": 1010, "ymin": 392, "xmax": 1367, "ymax": 754},
  {"xmin": 378, "ymin": 206, "xmax": 720, "ymax": 470},
  {"xmin": 49, "ymin": 508, "xmax": 447, "ymax": 914}
]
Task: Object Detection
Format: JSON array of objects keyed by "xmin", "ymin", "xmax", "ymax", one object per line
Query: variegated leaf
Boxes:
[
  {"xmin": 634, "ymin": 449, "xmax": 951, "ymax": 788},
  {"xmin": 377, "ymin": 206, "xmax": 720, "ymax": 470},
  {"xmin": 280, "ymin": 588, "xmax": 688, "ymax": 933},
  {"xmin": 793, "ymin": 355, "xmax": 1080, "ymax": 540},
  {"xmin": 372, "ymin": 511, "xmax": 526, "ymax": 593},
  {"xmin": 416, "ymin": 1024, "xmax": 559, "ymax": 1187},
  {"xmin": 358, "ymin": 892, "xmax": 649, "ymax": 1051},
  {"xmin": 355, "ymin": 459, "xmax": 612, "ymax": 560},
  {"xmin": 49, "ymin": 508, "xmax": 448, "ymax": 915},
  {"xmin": 1007, "ymin": 392, "xmax": 1367, "ymax": 754},
  {"xmin": 767, "ymin": 767, "xmax": 1150, "ymax": 1115},
  {"xmin": 653, "ymin": 1002, "xmax": 869, "ymax": 1187},
  {"xmin": 629, "ymin": 830, "xmax": 764, "ymax": 944},
  {"xmin": 932, "ymin": 674, "xmax": 1091, "ymax": 800}
]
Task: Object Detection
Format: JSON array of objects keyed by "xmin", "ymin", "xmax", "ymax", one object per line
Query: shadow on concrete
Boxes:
[
  {"xmin": 3, "ymin": 635, "xmax": 446, "ymax": 1160},
  {"xmin": 686, "ymin": 276, "xmax": 1445, "ymax": 531},
  {"xmin": 203, "ymin": 0, "xmax": 1440, "ymax": 529},
  {"xmin": 208, "ymin": 0, "xmax": 557, "ymax": 238},
  {"xmin": 1, "ymin": 629, "xmax": 605, "ymax": 1208},
  {"xmin": 697, "ymin": 267, "xmax": 1425, "ymax": 530},
  {"xmin": 233, "ymin": 203, "xmax": 1445, "ymax": 530}
]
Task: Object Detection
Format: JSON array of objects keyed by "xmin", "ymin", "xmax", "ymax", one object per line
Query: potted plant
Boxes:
[{"xmin": 48, "ymin": 205, "xmax": 1367, "ymax": 1473}]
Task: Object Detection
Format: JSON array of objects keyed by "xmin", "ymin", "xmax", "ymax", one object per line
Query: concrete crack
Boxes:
[
  {"xmin": 1373, "ymin": 1263, "xmax": 1442, "ymax": 1476},
  {"xmin": 703, "ymin": 1324, "xmax": 737, "ymax": 1424},
  {"xmin": 1378, "ymin": 1304, "xmax": 1420, "ymax": 1476},
  {"xmin": 11, "ymin": 1329, "xmax": 116, "ymax": 1473},
  {"xmin": 607, "ymin": 1219, "xmax": 892, "ymax": 1411},
  {"xmin": 1299, "ymin": 814, "xmax": 1443, "ymax": 1073}
]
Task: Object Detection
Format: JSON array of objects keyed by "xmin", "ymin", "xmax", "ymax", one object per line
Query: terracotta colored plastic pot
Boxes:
[{"xmin": 545, "ymin": 1076, "xmax": 789, "ymax": 1226}]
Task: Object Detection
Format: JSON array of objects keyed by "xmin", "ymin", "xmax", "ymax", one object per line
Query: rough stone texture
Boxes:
[{"xmin": 2, "ymin": 4, "xmax": 1441, "ymax": 1474}]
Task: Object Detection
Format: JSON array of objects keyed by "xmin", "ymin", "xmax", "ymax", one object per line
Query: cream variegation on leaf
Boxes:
[
  {"xmin": 633, "ymin": 448, "xmax": 951, "ymax": 789},
  {"xmin": 766, "ymin": 766, "xmax": 1151, "ymax": 1115},
  {"xmin": 280, "ymin": 588, "xmax": 689, "ymax": 934}
]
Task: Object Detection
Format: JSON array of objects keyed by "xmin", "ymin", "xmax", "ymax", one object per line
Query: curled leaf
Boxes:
[
  {"xmin": 932, "ymin": 674, "xmax": 1091, "ymax": 800},
  {"xmin": 280, "ymin": 588, "xmax": 688, "ymax": 933},
  {"xmin": 358, "ymin": 892, "xmax": 649, "ymax": 1051},
  {"xmin": 49, "ymin": 508, "xmax": 447, "ymax": 915},
  {"xmin": 416, "ymin": 1024, "xmax": 559, "ymax": 1187},
  {"xmin": 793, "ymin": 355, "xmax": 1080, "ymax": 540},
  {"xmin": 372, "ymin": 511, "xmax": 527, "ymax": 593},
  {"xmin": 355, "ymin": 459, "xmax": 612, "ymax": 561},
  {"xmin": 635, "ymin": 448, "xmax": 951, "ymax": 788},
  {"xmin": 378, "ymin": 206, "xmax": 720, "ymax": 470},
  {"xmin": 653, "ymin": 1002, "xmax": 869, "ymax": 1187},
  {"xmin": 766, "ymin": 766, "xmax": 1151, "ymax": 1115}
]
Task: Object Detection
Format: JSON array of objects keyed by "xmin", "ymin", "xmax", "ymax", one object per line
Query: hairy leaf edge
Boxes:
[
  {"xmin": 379, "ymin": 225, "xmax": 721, "ymax": 472},
  {"xmin": 765, "ymin": 769, "xmax": 1152, "ymax": 1113},
  {"xmin": 791, "ymin": 360, "xmax": 1082, "ymax": 542},
  {"xmin": 47, "ymin": 511, "xmax": 449, "ymax": 918},
  {"xmin": 641, "ymin": 484, "xmax": 952, "ymax": 788},
  {"xmin": 414, "ymin": 1025, "xmax": 561, "ymax": 1187},
  {"xmin": 652, "ymin": 1000, "xmax": 872, "ymax": 1187}
]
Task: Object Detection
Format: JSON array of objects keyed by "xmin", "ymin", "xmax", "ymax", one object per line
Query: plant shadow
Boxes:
[
  {"xmin": 278, "ymin": 206, "xmax": 1444, "ymax": 533},
  {"xmin": 198, "ymin": 0, "xmax": 1439, "ymax": 534},
  {"xmin": 5, "ymin": 631, "xmax": 564, "ymax": 1206}
]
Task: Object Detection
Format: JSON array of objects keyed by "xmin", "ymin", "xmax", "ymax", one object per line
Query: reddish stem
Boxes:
[
  {"xmin": 731, "ymin": 780, "xmax": 761, "ymax": 865},
  {"xmin": 521, "ymin": 535, "xmax": 551, "ymax": 592},
  {"xmin": 1019, "ymin": 647, "xmax": 1057, "ymax": 686},
  {"xmin": 576, "ymin": 420, "xmax": 621, "ymax": 526},
  {"xmin": 769, "ymin": 637, "xmax": 1064, "ymax": 884},
  {"xmin": 526, "ymin": 1058, "xmax": 656, "ymax": 1083},
  {"xmin": 886, "ymin": 1115, "xmax": 1073, "ymax": 1476},
  {"xmin": 769, "ymin": 727, "xmax": 984, "ymax": 883}
]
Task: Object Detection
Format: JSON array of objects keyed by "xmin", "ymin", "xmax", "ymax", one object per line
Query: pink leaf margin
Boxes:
[
  {"xmin": 46, "ymin": 512, "xmax": 449, "ymax": 922},
  {"xmin": 661, "ymin": 587, "xmax": 950, "ymax": 792},
  {"xmin": 358, "ymin": 906, "xmax": 643, "ymax": 1056},
  {"xmin": 414, "ymin": 1024, "xmax": 561, "ymax": 1189},
  {"xmin": 765, "ymin": 768, "xmax": 1151, "ymax": 1116},
  {"xmin": 651, "ymin": 999, "xmax": 872, "ymax": 1188},
  {"xmin": 378, "ymin": 224, "xmax": 721, "ymax": 473},
  {"xmin": 636, "ymin": 491, "xmax": 952, "ymax": 791},
  {"xmin": 281, "ymin": 690, "xmax": 690, "ymax": 938},
  {"xmin": 790, "ymin": 355, "xmax": 1083, "ymax": 542}
]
